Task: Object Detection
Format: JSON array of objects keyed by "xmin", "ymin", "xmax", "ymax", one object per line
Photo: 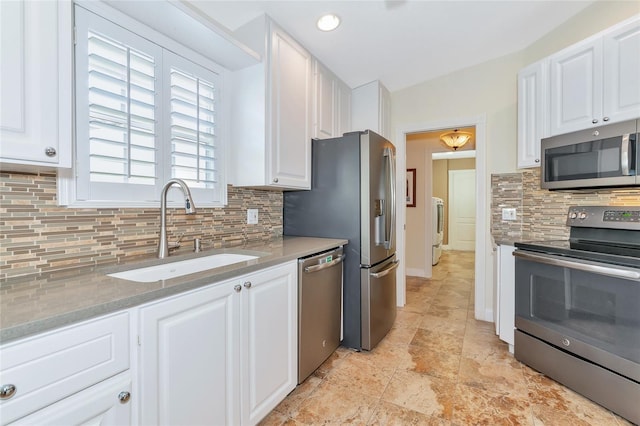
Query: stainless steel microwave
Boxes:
[{"xmin": 541, "ymin": 119, "xmax": 639, "ymax": 190}]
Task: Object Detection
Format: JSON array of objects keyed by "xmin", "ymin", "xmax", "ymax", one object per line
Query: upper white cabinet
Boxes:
[
  {"xmin": 314, "ymin": 59, "xmax": 351, "ymax": 139},
  {"xmin": 352, "ymin": 80, "xmax": 392, "ymax": 140},
  {"xmin": 231, "ymin": 16, "xmax": 312, "ymax": 190},
  {"xmin": 549, "ymin": 15, "xmax": 640, "ymax": 135},
  {"xmin": 517, "ymin": 60, "xmax": 548, "ymax": 168},
  {"xmin": 0, "ymin": 0, "xmax": 72, "ymax": 169}
]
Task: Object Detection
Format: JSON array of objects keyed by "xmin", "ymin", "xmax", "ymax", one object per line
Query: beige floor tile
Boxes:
[
  {"xmin": 322, "ymin": 354, "xmax": 396, "ymax": 398},
  {"xmin": 274, "ymin": 375, "xmax": 323, "ymax": 418},
  {"xmin": 426, "ymin": 305, "xmax": 468, "ymax": 321},
  {"xmin": 369, "ymin": 401, "xmax": 450, "ymax": 425},
  {"xmin": 458, "ymin": 355, "xmax": 529, "ymax": 398},
  {"xmin": 418, "ymin": 313, "xmax": 467, "ymax": 336},
  {"xmin": 410, "ymin": 328, "xmax": 464, "ymax": 355},
  {"xmin": 402, "ymin": 345, "xmax": 461, "ymax": 380},
  {"xmin": 382, "ymin": 324, "xmax": 419, "ymax": 345},
  {"xmin": 381, "ymin": 369, "xmax": 456, "ymax": 419},
  {"xmin": 393, "ymin": 310, "xmax": 424, "ymax": 329},
  {"xmin": 451, "ymin": 383, "xmax": 533, "ymax": 426}
]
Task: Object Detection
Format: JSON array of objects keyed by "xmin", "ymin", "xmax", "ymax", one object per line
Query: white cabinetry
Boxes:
[
  {"xmin": 517, "ymin": 60, "xmax": 548, "ymax": 168},
  {"xmin": 549, "ymin": 16, "xmax": 640, "ymax": 135},
  {"xmin": 352, "ymin": 80, "xmax": 391, "ymax": 140},
  {"xmin": 241, "ymin": 262, "xmax": 297, "ymax": 425},
  {"xmin": 138, "ymin": 280, "xmax": 241, "ymax": 426},
  {"xmin": 0, "ymin": 312, "xmax": 130, "ymax": 424},
  {"xmin": 138, "ymin": 261, "xmax": 297, "ymax": 426},
  {"xmin": 231, "ymin": 17, "xmax": 312, "ymax": 190},
  {"xmin": 0, "ymin": 0, "xmax": 72, "ymax": 169},
  {"xmin": 314, "ymin": 59, "xmax": 351, "ymax": 139},
  {"xmin": 495, "ymin": 245, "xmax": 515, "ymax": 353}
]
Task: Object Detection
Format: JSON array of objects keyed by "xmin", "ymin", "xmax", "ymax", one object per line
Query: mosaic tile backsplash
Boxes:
[
  {"xmin": 492, "ymin": 168, "xmax": 640, "ymax": 243},
  {"xmin": 1, "ymin": 171, "xmax": 283, "ymax": 279}
]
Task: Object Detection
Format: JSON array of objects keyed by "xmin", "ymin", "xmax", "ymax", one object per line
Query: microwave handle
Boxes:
[{"xmin": 621, "ymin": 133, "xmax": 630, "ymax": 176}]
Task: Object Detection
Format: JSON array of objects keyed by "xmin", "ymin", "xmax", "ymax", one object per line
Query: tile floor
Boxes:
[{"xmin": 260, "ymin": 251, "xmax": 632, "ymax": 425}]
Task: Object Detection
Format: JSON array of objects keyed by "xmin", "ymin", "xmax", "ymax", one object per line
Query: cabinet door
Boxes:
[
  {"xmin": 241, "ymin": 262, "xmax": 297, "ymax": 425},
  {"xmin": 10, "ymin": 373, "xmax": 132, "ymax": 426},
  {"xmin": 138, "ymin": 282, "xmax": 241, "ymax": 426},
  {"xmin": 603, "ymin": 18, "xmax": 640, "ymax": 124},
  {"xmin": 314, "ymin": 60, "xmax": 336, "ymax": 139},
  {"xmin": 549, "ymin": 36, "xmax": 603, "ymax": 135},
  {"xmin": 497, "ymin": 245, "xmax": 516, "ymax": 351},
  {"xmin": 269, "ymin": 27, "xmax": 312, "ymax": 189},
  {"xmin": 517, "ymin": 60, "xmax": 547, "ymax": 168},
  {"xmin": 336, "ymin": 79, "xmax": 352, "ymax": 137},
  {"xmin": 0, "ymin": 0, "xmax": 71, "ymax": 168}
]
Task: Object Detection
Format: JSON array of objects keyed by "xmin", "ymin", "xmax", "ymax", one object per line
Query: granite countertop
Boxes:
[{"xmin": 0, "ymin": 236, "xmax": 347, "ymax": 344}]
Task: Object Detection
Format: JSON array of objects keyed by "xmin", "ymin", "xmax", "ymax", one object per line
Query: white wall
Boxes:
[{"xmin": 391, "ymin": 0, "xmax": 639, "ymax": 321}]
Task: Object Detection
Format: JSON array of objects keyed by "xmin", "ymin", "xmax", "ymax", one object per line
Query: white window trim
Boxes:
[{"xmin": 58, "ymin": 0, "xmax": 228, "ymax": 208}]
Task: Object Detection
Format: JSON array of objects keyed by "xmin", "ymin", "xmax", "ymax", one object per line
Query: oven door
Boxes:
[{"xmin": 514, "ymin": 250, "xmax": 640, "ymax": 382}]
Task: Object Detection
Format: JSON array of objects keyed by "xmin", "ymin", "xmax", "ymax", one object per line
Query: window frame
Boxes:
[{"xmin": 58, "ymin": 2, "xmax": 228, "ymax": 208}]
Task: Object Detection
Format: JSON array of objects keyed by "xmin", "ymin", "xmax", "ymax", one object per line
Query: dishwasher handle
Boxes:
[{"xmin": 304, "ymin": 254, "xmax": 345, "ymax": 273}]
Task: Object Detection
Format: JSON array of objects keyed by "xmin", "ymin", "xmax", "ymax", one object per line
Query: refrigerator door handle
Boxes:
[
  {"xmin": 383, "ymin": 147, "xmax": 396, "ymax": 250},
  {"xmin": 370, "ymin": 259, "xmax": 400, "ymax": 278}
]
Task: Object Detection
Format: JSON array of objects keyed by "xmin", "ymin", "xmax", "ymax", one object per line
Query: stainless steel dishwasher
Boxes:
[{"xmin": 298, "ymin": 246, "xmax": 344, "ymax": 383}]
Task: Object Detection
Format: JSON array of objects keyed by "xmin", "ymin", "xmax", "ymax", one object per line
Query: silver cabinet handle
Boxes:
[
  {"xmin": 234, "ymin": 284, "xmax": 242, "ymax": 293},
  {"xmin": 0, "ymin": 384, "xmax": 16, "ymax": 399},
  {"xmin": 272, "ymin": 178, "xmax": 279, "ymax": 183},
  {"xmin": 304, "ymin": 255, "xmax": 344, "ymax": 273},
  {"xmin": 118, "ymin": 391, "xmax": 130, "ymax": 403},
  {"xmin": 244, "ymin": 281, "xmax": 252, "ymax": 289},
  {"xmin": 514, "ymin": 251, "xmax": 640, "ymax": 281},
  {"xmin": 534, "ymin": 159, "xmax": 540, "ymax": 163},
  {"xmin": 603, "ymin": 116, "xmax": 610, "ymax": 122},
  {"xmin": 592, "ymin": 119, "xmax": 598, "ymax": 124},
  {"xmin": 370, "ymin": 260, "xmax": 399, "ymax": 278},
  {"xmin": 44, "ymin": 147, "xmax": 57, "ymax": 157}
]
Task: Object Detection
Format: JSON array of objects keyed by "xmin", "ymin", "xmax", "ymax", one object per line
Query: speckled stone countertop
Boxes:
[{"xmin": 0, "ymin": 236, "xmax": 347, "ymax": 344}]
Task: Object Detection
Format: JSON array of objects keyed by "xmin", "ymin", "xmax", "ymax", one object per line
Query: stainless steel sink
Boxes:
[{"xmin": 108, "ymin": 253, "xmax": 259, "ymax": 282}]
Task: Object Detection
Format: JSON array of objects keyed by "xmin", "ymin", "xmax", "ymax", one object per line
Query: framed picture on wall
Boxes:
[{"xmin": 406, "ymin": 168, "xmax": 416, "ymax": 207}]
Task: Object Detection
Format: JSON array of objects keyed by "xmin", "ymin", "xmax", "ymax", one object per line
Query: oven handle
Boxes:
[{"xmin": 514, "ymin": 250, "xmax": 640, "ymax": 281}]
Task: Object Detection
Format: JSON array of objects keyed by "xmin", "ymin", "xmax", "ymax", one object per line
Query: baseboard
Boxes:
[{"xmin": 406, "ymin": 268, "xmax": 427, "ymax": 278}]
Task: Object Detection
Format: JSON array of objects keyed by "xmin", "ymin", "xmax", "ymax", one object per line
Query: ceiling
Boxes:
[{"xmin": 188, "ymin": 0, "xmax": 596, "ymax": 92}]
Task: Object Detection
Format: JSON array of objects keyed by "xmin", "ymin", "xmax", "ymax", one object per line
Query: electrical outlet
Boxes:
[
  {"xmin": 502, "ymin": 208, "xmax": 517, "ymax": 221},
  {"xmin": 247, "ymin": 209, "xmax": 258, "ymax": 224}
]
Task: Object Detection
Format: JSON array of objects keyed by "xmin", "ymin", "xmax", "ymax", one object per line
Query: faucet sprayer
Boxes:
[{"xmin": 158, "ymin": 178, "xmax": 197, "ymax": 259}]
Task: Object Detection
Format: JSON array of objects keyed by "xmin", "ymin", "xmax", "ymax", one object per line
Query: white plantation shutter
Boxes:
[
  {"xmin": 70, "ymin": 5, "xmax": 226, "ymax": 207},
  {"xmin": 164, "ymin": 52, "xmax": 225, "ymax": 204}
]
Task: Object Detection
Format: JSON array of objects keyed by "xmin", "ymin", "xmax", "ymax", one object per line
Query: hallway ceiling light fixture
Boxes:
[
  {"xmin": 317, "ymin": 14, "xmax": 340, "ymax": 31},
  {"xmin": 440, "ymin": 129, "xmax": 472, "ymax": 151}
]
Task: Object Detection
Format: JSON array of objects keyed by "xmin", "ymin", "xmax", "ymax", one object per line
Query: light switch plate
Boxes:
[
  {"xmin": 247, "ymin": 209, "xmax": 258, "ymax": 224},
  {"xmin": 502, "ymin": 208, "xmax": 517, "ymax": 221}
]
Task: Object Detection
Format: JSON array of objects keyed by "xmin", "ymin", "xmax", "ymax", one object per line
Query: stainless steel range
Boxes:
[{"xmin": 514, "ymin": 205, "xmax": 640, "ymax": 424}]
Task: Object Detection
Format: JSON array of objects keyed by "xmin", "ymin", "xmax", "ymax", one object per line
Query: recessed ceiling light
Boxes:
[{"xmin": 317, "ymin": 14, "xmax": 340, "ymax": 32}]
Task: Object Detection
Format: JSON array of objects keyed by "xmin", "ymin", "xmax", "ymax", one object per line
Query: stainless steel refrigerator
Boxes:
[{"xmin": 284, "ymin": 130, "xmax": 398, "ymax": 351}]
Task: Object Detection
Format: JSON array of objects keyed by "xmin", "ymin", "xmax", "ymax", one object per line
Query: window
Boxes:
[{"xmin": 62, "ymin": 5, "xmax": 226, "ymax": 207}]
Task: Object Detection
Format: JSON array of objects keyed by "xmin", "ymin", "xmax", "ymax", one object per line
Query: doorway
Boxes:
[{"xmin": 394, "ymin": 115, "xmax": 490, "ymax": 322}]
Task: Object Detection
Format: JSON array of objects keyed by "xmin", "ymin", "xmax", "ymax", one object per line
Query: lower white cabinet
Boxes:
[
  {"xmin": 241, "ymin": 262, "xmax": 298, "ymax": 426},
  {"xmin": 0, "ymin": 312, "xmax": 130, "ymax": 425},
  {"xmin": 10, "ymin": 372, "xmax": 132, "ymax": 426},
  {"xmin": 496, "ymin": 245, "xmax": 516, "ymax": 352},
  {"xmin": 138, "ymin": 261, "xmax": 297, "ymax": 426}
]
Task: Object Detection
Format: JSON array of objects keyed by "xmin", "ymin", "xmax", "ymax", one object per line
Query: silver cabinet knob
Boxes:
[
  {"xmin": 272, "ymin": 178, "xmax": 279, "ymax": 183},
  {"xmin": 243, "ymin": 281, "xmax": 252, "ymax": 289},
  {"xmin": 591, "ymin": 119, "xmax": 598, "ymax": 124},
  {"xmin": 1, "ymin": 384, "xmax": 16, "ymax": 399},
  {"xmin": 234, "ymin": 284, "xmax": 242, "ymax": 293},
  {"xmin": 44, "ymin": 147, "xmax": 57, "ymax": 157},
  {"xmin": 603, "ymin": 116, "xmax": 610, "ymax": 122},
  {"xmin": 118, "ymin": 391, "xmax": 131, "ymax": 403},
  {"xmin": 534, "ymin": 159, "xmax": 540, "ymax": 163}
]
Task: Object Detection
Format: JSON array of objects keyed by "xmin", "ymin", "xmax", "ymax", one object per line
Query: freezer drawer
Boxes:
[
  {"xmin": 298, "ymin": 247, "xmax": 344, "ymax": 383},
  {"xmin": 361, "ymin": 255, "xmax": 398, "ymax": 350}
]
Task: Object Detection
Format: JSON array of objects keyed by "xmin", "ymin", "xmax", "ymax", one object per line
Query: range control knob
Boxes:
[
  {"xmin": 579, "ymin": 212, "xmax": 587, "ymax": 220},
  {"xmin": 569, "ymin": 212, "xmax": 578, "ymax": 220}
]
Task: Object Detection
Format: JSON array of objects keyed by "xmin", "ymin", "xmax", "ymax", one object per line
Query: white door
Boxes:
[
  {"xmin": 139, "ymin": 281, "xmax": 241, "ymax": 426},
  {"xmin": 242, "ymin": 262, "xmax": 297, "ymax": 426},
  {"xmin": 448, "ymin": 169, "xmax": 476, "ymax": 251}
]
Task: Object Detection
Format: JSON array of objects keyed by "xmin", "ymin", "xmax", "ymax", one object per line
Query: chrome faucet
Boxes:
[{"xmin": 158, "ymin": 178, "xmax": 197, "ymax": 259}]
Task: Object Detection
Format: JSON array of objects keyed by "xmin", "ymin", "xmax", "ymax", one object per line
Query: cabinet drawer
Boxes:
[{"xmin": 0, "ymin": 312, "xmax": 129, "ymax": 424}]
